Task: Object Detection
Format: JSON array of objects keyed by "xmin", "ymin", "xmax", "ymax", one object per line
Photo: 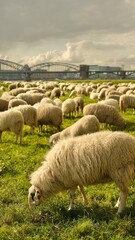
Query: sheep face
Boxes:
[{"xmin": 28, "ymin": 185, "xmax": 42, "ymax": 207}]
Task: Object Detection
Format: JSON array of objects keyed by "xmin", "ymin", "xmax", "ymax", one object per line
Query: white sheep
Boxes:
[
  {"xmin": 119, "ymin": 94, "xmax": 135, "ymax": 112},
  {"xmin": 0, "ymin": 109, "xmax": 24, "ymax": 143},
  {"xmin": 28, "ymin": 131, "xmax": 135, "ymax": 213},
  {"xmin": 8, "ymin": 98, "xmax": 27, "ymax": 109},
  {"xmin": 49, "ymin": 115, "xmax": 100, "ymax": 145},
  {"xmin": 83, "ymin": 103, "xmax": 126, "ymax": 129},
  {"xmin": 53, "ymin": 98, "xmax": 63, "ymax": 109},
  {"xmin": 99, "ymin": 99, "xmax": 119, "ymax": 110},
  {"xmin": 37, "ymin": 103, "xmax": 62, "ymax": 132},
  {"xmin": 73, "ymin": 96, "xmax": 84, "ymax": 116},
  {"xmin": 14, "ymin": 105, "xmax": 37, "ymax": 134},
  {"xmin": 62, "ymin": 98, "xmax": 76, "ymax": 117}
]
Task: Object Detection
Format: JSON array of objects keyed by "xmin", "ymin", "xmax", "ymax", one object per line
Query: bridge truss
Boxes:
[{"xmin": 0, "ymin": 59, "xmax": 135, "ymax": 80}]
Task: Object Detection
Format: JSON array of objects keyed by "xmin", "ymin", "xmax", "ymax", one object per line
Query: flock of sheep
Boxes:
[{"xmin": 1, "ymin": 80, "xmax": 135, "ymax": 214}]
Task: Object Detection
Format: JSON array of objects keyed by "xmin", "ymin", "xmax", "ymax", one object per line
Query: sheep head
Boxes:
[{"xmin": 28, "ymin": 185, "xmax": 42, "ymax": 208}]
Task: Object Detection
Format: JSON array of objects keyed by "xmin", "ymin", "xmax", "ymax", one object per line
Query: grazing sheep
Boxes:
[
  {"xmin": 99, "ymin": 99, "xmax": 119, "ymax": 110},
  {"xmin": 16, "ymin": 92, "xmax": 44, "ymax": 105},
  {"xmin": 53, "ymin": 98, "xmax": 63, "ymax": 109},
  {"xmin": 8, "ymin": 99, "xmax": 27, "ymax": 109},
  {"xmin": 28, "ymin": 131, "xmax": 135, "ymax": 213},
  {"xmin": 83, "ymin": 103, "xmax": 126, "ymax": 129},
  {"xmin": 106, "ymin": 94, "xmax": 120, "ymax": 102},
  {"xmin": 62, "ymin": 98, "xmax": 76, "ymax": 117},
  {"xmin": 119, "ymin": 94, "xmax": 135, "ymax": 112},
  {"xmin": 14, "ymin": 105, "xmax": 37, "ymax": 134},
  {"xmin": 49, "ymin": 115, "xmax": 100, "ymax": 145},
  {"xmin": 0, "ymin": 109, "xmax": 24, "ymax": 143},
  {"xmin": 51, "ymin": 87, "xmax": 61, "ymax": 99},
  {"xmin": 37, "ymin": 103, "xmax": 62, "ymax": 132},
  {"xmin": 0, "ymin": 98, "xmax": 9, "ymax": 111},
  {"xmin": 73, "ymin": 96, "xmax": 84, "ymax": 116},
  {"xmin": 90, "ymin": 92, "xmax": 99, "ymax": 100}
]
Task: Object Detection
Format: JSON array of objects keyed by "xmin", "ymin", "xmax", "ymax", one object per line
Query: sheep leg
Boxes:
[
  {"xmin": 79, "ymin": 186, "xmax": 88, "ymax": 205},
  {"xmin": 30, "ymin": 126, "xmax": 34, "ymax": 134},
  {"xmin": 115, "ymin": 197, "xmax": 120, "ymax": 208},
  {"xmin": 68, "ymin": 187, "xmax": 76, "ymax": 211},
  {"xmin": 117, "ymin": 190, "xmax": 128, "ymax": 213}
]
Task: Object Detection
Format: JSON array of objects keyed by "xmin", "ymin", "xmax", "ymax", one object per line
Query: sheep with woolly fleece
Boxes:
[
  {"xmin": 51, "ymin": 87, "xmax": 61, "ymax": 99},
  {"xmin": 14, "ymin": 105, "xmax": 37, "ymax": 134},
  {"xmin": 119, "ymin": 94, "xmax": 135, "ymax": 112},
  {"xmin": 0, "ymin": 109, "xmax": 24, "ymax": 143},
  {"xmin": 16, "ymin": 92, "xmax": 44, "ymax": 105},
  {"xmin": 90, "ymin": 91, "xmax": 99, "ymax": 100},
  {"xmin": 49, "ymin": 115, "xmax": 100, "ymax": 145},
  {"xmin": 99, "ymin": 99, "xmax": 119, "ymax": 110},
  {"xmin": 106, "ymin": 94, "xmax": 120, "ymax": 102},
  {"xmin": 53, "ymin": 98, "xmax": 63, "ymax": 109},
  {"xmin": 28, "ymin": 131, "xmax": 135, "ymax": 213},
  {"xmin": 0, "ymin": 98, "xmax": 9, "ymax": 111},
  {"xmin": 8, "ymin": 99, "xmax": 27, "ymax": 109},
  {"xmin": 73, "ymin": 96, "xmax": 84, "ymax": 116},
  {"xmin": 62, "ymin": 98, "xmax": 76, "ymax": 117},
  {"xmin": 37, "ymin": 103, "xmax": 62, "ymax": 132},
  {"xmin": 40, "ymin": 97, "xmax": 55, "ymax": 105},
  {"xmin": 83, "ymin": 103, "xmax": 126, "ymax": 129}
]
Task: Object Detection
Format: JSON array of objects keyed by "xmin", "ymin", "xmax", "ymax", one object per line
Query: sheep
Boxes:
[
  {"xmin": 99, "ymin": 99, "xmax": 119, "ymax": 110},
  {"xmin": 0, "ymin": 98, "xmax": 9, "ymax": 111},
  {"xmin": 119, "ymin": 94, "xmax": 135, "ymax": 112},
  {"xmin": 49, "ymin": 115, "xmax": 100, "ymax": 145},
  {"xmin": 53, "ymin": 98, "xmax": 63, "ymax": 109},
  {"xmin": 37, "ymin": 103, "xmax": 62, "ymax": 132},
  {"xmin": 73, "ymin": 96, "xmax": 84, "ymax": 116},
  {"xmin": 28, "ymin": 131, "xmax": 135, "ymax": 213},
  {"xmin": 8, "ymin": 99, "xmax": 27, "ymax": 109},
  {"xmin": 106, "ymin": 94, "xmax": 120, "ymax": 102},
  {"xmin": 0, "ymin": 109, "xmax": 24, "ymax": 143},
  {"xmin": 13, "ymin": 105, "xmax": 37, "ymax": 134},
  {"xmin": 16, "ymin": 92, "xmax": 44, "ymax": 105},
  {"xmin": 62, "ymin": 98, "xmax": 76, "ymax": 117},
  {"xmin": 51, "ymin": 87, "xmax": 61, "ymax": 99},
  {"xmin": 83, "ymin": 103, "xmax": 126, "ymax": 129}
]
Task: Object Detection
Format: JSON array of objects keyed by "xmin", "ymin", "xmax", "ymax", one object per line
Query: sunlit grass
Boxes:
[{"xmin": 1, "ymin": 80, "xmax": 135, "ymax": 239}]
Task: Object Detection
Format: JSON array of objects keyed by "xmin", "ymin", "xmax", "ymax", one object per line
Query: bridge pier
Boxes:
[{"xmin": 80, "ymin": 65, "xmax": 89, "ymax": 79}]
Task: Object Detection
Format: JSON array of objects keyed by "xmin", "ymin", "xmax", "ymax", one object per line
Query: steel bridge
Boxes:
[{"xmin": 0, "ymin": 59, "xmax": 135, "ymax": 81}]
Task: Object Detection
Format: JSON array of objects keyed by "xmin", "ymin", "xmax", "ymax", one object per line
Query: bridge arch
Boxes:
[
  {"xmin": 0, "ymin": 59, "xmax": 23, "ymax": 71},
  {"xmin": 30, "ymin": 62, "xmax": 79, "ymax": 72}
]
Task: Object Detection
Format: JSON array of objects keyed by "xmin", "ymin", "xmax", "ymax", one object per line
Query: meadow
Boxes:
[{"xmin": 0, "ymin": 79, "xmax": 135, "ymax": 240}]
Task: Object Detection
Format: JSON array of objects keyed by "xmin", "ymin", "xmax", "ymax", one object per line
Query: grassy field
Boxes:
[{"xmin": 0, "ymin": 80, "xmax": 135, "ymax": 240}]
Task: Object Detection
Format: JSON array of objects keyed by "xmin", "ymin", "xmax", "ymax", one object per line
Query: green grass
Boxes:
[{"xmin": 1, "ymin": 80, "xmax": 135, "ymax": 239}]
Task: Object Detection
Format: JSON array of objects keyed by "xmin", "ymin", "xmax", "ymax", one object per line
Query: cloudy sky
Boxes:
[{"xmin": 0, "ymin": 0, "xmax": 135, "ymax": 69}]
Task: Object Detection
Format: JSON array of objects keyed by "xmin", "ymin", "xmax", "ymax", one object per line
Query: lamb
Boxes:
[
  {"xmin": 13, "ymin": 105, "xmax": 37, "ymax": 134},
  {"xmin": 119, "ymin": 94, "xmax": 135, "ymax": 112},
  {"xmin": 83, "ymin": 103, "xmax": 126, "ymax": 129},
  {"xmin": 37, "ymin": 103, "xmax": 62, "ymax": 132},
  {"xmin": 49, "ymin": 115, "xmax": 100, "ymax": 145},
  {"xmin": 0, "ymin": 109, "xmax": 24, "ymax": 143},
  {"xmin": 28, "ymin": 131, "xmax": 135, "ymax": 213}
]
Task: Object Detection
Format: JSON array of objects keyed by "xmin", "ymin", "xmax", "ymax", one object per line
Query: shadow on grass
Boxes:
[{"xmin": 30, "ymin": 198, "xmax": 135, "ymax": 226}]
